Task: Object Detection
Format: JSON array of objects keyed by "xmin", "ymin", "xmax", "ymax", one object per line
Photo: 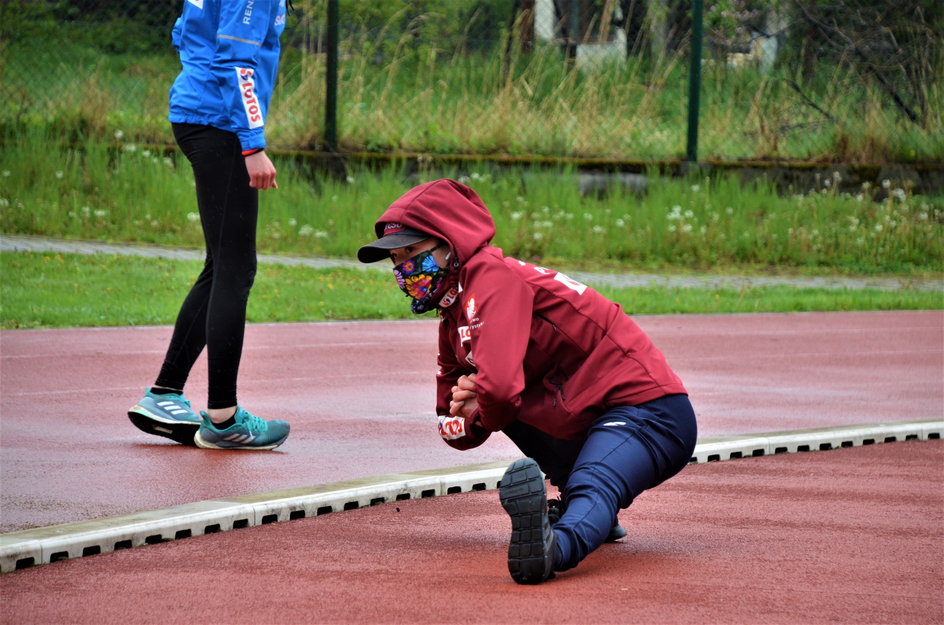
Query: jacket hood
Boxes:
[{"xmin": 372, "ymin": 179, "xmax": 496, "ymax": 268}]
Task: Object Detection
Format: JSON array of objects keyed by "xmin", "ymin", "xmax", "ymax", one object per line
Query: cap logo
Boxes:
[{"xmin": 383, "ymin": 223, "xmax": 408, "ymax": 236}]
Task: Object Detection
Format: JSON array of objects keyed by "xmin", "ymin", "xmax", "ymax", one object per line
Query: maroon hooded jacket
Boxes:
[{"xmin": 372, "ymin": 179, "xmax": 687, "ymax": 448}]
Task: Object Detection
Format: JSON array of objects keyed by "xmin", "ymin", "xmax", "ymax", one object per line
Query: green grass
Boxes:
[
  {"xmin": 2, "ymin": 252, "xmax": 940, "ymax": 330},
  {"xmin": 2, "ymin": 130, "xmax": 942, "ymax": 277},
  {"xmin": 3, "ymin": 21, "xmax": 942, "ymax": 162}
]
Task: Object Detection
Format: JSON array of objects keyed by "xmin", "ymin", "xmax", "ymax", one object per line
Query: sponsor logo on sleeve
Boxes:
[
  {"xmin": 236, "ymin": 67, "xmax": 264, "ymax": 129},
  {"xmin": 438, "ymin": 415, "xmax": 467, "ymax": 441},
  {"xmin": 465, "ymin": 296, "xmax": 477, "ymax": 321},
  {"xmin": 187, "ymin": 0, "xmax": 204, "ymax": 8},
  {"xmin": 458, "ymin": 325, "xmax": 471, "ymax": 344}
]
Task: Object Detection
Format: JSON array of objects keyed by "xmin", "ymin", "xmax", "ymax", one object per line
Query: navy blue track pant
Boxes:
[{"xmin": 505, "ymin": 394, "xmax": 698, "ymax": 572}]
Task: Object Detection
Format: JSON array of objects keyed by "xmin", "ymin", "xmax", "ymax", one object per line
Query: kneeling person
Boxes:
[{"xmin": 357, "ymin": 179, "xmax": 697, "ymax": 584}]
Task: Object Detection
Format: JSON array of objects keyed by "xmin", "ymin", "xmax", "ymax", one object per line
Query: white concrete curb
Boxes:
[{"xmin": 2, "ymin": 420, "xmax": 941, "ymax": 573}]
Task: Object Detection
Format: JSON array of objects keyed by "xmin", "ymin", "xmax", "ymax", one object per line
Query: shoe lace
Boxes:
[{"xmin": 237, "ymin": 408, "xmax": 267, "ymax": 433}]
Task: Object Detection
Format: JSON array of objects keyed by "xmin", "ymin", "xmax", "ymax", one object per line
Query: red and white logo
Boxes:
[
  {"xmin": 458, "ymin": 325, "xmax": 471, "ymax": 344},
  {"xmin": 465, "ymin": 296, "xmax": 477, "ymax": 321},
  {"xmin": 236, "ymin": 67, "xmax": 264, "ymax": 129},
  {"xmin": 438, "ymin": 415, "xmax": 466, "ymax": 441},
  {"xmin": 187, "ymin": 0, "xmax": 203, "ymax": 8}
]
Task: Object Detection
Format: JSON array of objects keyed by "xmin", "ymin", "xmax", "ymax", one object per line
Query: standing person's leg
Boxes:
[
  {"xmin": 155, "ymin": 123, "xmax": 243, "ymax": 396},
  {"xmin": 173, "ymin": 124, "xmax": 290, "ymax": 451},
  {"xmin": 129, "ymin": 123, "xmax": 288, "ymax": 449},
  {"xmin": 552, "ymin": 394, "xmax": 698, "ymax": 572},
  {"xmin": 173, "ymin": 124, "xmax": 258, "ymax": 414},
  {"xmin": 127, "ymin": 123, "xmax": 233, "ymax": 444}
]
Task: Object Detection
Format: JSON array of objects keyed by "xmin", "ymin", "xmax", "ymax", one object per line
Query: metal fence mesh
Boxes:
[{"xmin": 2, "ymin": 0, "xmax": 941, "ymax": 162}]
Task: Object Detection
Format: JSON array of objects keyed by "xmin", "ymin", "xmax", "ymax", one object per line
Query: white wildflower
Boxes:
[{"xmin": 187, "ymin": 212, "xmax": 200, "ymax": 222}]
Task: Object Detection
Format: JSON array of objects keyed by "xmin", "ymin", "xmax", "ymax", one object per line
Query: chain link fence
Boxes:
[{"xmin": 2, "ymin": 0, "xmax": 941, "ymax": 163}]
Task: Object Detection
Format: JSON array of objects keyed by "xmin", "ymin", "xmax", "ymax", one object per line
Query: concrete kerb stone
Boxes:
[
  {"xmin": 2, "ymin": 420, "xmax": 940, "ymax": 574},
  {"xmin": 3, "ymin": 234, "xmax": 942, "ymax": 292}
]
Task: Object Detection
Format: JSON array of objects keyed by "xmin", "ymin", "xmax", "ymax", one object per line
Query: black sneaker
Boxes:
[
  {"xmin": 499, "ymin": 458, "xmax": 556, "ymax": 584},
  {"xmin": 547, "ymin": 497, "xmax": 627, "ymax": 542}
]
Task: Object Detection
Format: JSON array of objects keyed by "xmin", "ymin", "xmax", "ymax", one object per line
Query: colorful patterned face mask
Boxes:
[{"xmin": 393, "ymin": 245, "xmax": 449, "ymax": 314}]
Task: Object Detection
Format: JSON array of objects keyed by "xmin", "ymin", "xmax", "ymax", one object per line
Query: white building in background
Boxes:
[{"xmin": 534, "ymin": 0, "xmax": 627, "ymax": 70}]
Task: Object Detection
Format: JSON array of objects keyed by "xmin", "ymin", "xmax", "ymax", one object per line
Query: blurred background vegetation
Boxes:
[
  {"xmin": 1, "ymin": 1, "xmax": 941, "ymax": 329},
  {"xmin": 2, "ymin": 0, "xmax": 942, "ymax": 162}
]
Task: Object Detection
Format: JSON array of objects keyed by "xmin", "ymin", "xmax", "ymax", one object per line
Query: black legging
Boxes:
[{"xmin": 155, "ymin": 123, "xmax": 258, "ymax": 409}]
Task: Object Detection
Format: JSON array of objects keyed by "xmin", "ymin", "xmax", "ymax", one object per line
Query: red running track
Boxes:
[
  {"xmin": 1, "ymin": 311, "xmax": 941, "ymax": 531},
  {"xmin": 1, "ymin": 311, "xmax": 942, "ymax": 624},
  {"xmin": 1, "ymin": 441, "xmax": 941, "ymax": 624}
]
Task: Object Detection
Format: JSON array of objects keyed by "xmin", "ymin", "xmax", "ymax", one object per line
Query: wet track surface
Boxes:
[{"xmin": 1, "ymin": 310, "xmax": 942, "ymax": 624}]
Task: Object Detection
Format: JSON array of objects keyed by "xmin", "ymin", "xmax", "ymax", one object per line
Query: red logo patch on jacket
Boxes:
[
  {"xmin": 236, "ymin": 67, "xmax": 264, "ymax": 129},
  {"xmin": 465, "ymin": 296, "xmax": 477, "ymax": 321}
]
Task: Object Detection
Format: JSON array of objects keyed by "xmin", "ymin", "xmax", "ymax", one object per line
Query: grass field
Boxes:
[
  {"xmin": 1, "ymin": 251, "xmax": 940, "ymax": 330},
  {"xmin": 2, "ymin": 130, "xmax": 942, "ymax": 277}
]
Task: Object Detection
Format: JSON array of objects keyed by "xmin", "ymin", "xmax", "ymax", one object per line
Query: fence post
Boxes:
[
  {"xmin": 686, "ymin": 0, "xmax": 703, "ymax": 163},
  {"xmin": 325, "ymin": 0, "xmax": 339, "ymax": 152}
]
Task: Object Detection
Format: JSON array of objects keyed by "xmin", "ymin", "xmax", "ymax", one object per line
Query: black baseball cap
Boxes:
[{"xmin": 357, "ymin": 223, "xmax": 432, "ymax": 263}]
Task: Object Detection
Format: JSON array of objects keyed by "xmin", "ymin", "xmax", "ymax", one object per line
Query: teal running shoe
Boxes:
[
  {"xmin": 128, "ymin": 388, "xmax": 201, "ymax": 445},
  {"xmin": 194, "ymin": 406, "xmax": 290, "ymax": 450}
]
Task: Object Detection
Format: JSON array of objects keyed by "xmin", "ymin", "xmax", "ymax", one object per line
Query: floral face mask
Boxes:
[{"xmin": 393, "ymin": 244, "xmax": 450, "ymax": 314}]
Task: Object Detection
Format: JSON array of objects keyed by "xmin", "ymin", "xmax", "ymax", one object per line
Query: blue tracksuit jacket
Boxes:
[{"xmin": 169, "ymin": 0, "xmax": 286, "ymax": 152}]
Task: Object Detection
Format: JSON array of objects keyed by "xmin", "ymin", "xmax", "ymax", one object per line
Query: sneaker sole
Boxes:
[
  {"xmin": 499, "ymin": 458, "xmax": 555, "ymax": 584},
  {"xmin": 128, "ymin": 406, "xmax": 200, "ymax": 446},
  {"xmin": 193, "ymin": 429, "xmax": 287, "ymax": 451}
]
